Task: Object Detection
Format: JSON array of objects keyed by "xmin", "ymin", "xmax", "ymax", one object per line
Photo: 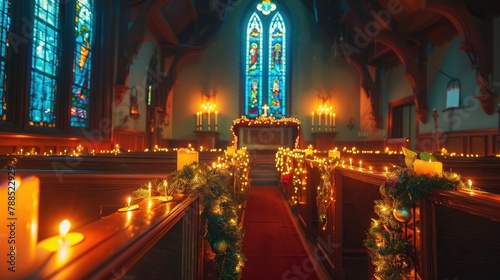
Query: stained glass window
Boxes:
[
  {"xmin": 267, "ymin": 13, "xmax": 285, "ymax": 116},
  {"xmin": 71, "ymin": 0, "xmax": 94, "ymax": 128},
  {"xmin": 0, "ymin": 1, "xmax": 10, "ymax": 120},
  {"xmin": 244, "ymin": 1, "xmax": 287, "ymax": 118},
  {"xmin": 245, "ymin": 13, "xmax": 263, "ymax": 118},
  {"xmin": 30, "ymin": 0, "xmax": 60, "ymax": 126}
]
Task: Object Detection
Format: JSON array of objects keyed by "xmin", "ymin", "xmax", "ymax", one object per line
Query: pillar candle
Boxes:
[
  {"xmin": 328, "ymin": 150, "xmax": 340, "ymax": 159},
  {"xmin": 413, "ymin": 159, "xmax": 443, "ymax": 176},
  {"xmin": 207, "ymin": 111, "xmax": 211, "ymax": 128},
  {"xmin": 0, "ymin": 175, "xmax": 39, "ymax": 278},
  {"xmin": 177, "ymin": 148, "xmax": 199, "ymax": 170},
  {"xmin": 196, "ymin": 112, "xmax": 199, "ymax": 129}
]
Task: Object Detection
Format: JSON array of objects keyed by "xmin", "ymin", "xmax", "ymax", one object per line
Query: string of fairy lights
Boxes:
[{"xmin": 230, "ymin": 115, "xmax": 302, "ymax": 149}]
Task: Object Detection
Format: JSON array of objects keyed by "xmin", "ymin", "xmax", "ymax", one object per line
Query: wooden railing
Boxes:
[{"xmin": 31, "ymin": 194, "xmax": 203, "ymax": 280}]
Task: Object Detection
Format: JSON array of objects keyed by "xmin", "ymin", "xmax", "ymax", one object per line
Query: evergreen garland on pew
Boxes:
[
  {"xmin": 364, "ymin": 150, "xmax": 471, "ymax": 280},
  {"xmin": 167, "ymin": 163, "xmax": 246, "ymax": 279},
  {"xmin": 316, "ymin": 157, "xmax": 339, "ymax": 230},
  {"xmin": 132, "ymin": 162, "xmax": 246, "ymax": 278}
]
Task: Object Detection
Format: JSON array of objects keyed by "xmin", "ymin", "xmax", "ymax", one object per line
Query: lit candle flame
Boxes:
[
  {"xmin": 59, "ymin": 219, "xmax": 71, "ymax": 239},
  {"xmin": 468, "ymin": 179, "xmax": 472, "ymax": 189},
  {"xmin": 127, "ymin": 196, "xmax": 131, "ymax": 207}
]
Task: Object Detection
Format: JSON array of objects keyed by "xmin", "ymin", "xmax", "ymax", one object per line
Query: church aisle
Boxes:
[{"xmin": 241, "ymin": 185, "xmax": 326, "ymax": 279}]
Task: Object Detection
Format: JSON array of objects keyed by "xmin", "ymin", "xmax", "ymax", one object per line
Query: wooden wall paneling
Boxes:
[
  {"xmin": 113, "ymin": 128, "xmax": 146, "ymax": 151},
  {"xmin": 419, "ymin": 129, "xmax": 497, "ymax": 156},
  {"xmin": 469, "ymin": 135, "xmax": 486, "ymax": 155}
]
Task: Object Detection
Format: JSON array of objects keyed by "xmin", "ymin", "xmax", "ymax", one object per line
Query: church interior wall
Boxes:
[
  {"xmin": 423, "ymin": 36, "xmax": 497, "ymax": 134},
  {"xmin": 167, "ymin": 0, "xmax": 362, "ymax": 145},
  {"xmin": 113, "ymin": 40, "xmax": 156, "ymax": 133}
]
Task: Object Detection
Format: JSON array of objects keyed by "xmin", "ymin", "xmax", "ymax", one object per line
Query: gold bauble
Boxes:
[{"xmin": 393, "ymin": 207, "xmax": 412, "ymax": 222}]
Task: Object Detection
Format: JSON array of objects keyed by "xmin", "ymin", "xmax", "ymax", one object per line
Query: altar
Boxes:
[{"xmin": 230, "ymin": 115, "xmax": 300, "ymax": 150}]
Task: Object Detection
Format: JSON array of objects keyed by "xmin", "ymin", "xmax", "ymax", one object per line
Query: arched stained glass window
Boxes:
[
  {"xmin": 71, "ymin": 0, "xmax": 94, "ymax": 128},
  {"xmin": 0, "ymin": 1, "xmax": 10, "ymax": 120},
  {"xmin": 30, "ymin": 0, "xmax": 60, "ymax": 126},
  {"xmin": 267, "ymin": 13, "xmax": 285, "ymax": 116},
  {"xmin": 244, "ymin": 13, "xmax": 263, "ymax": 117},
  {"xmin": 243, "ymin": 0, "xmax": 288, "ymax": 118}
]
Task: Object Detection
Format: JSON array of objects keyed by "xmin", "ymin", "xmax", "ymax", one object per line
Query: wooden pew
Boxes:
[
  {"xmin": 27, "ymin": 171, "xmax": 168, "ymax": 240},
  {"xmin": 30, "ymin": 194, "xmax": 203, "ymax": 279},
  {"xmin": 1, "ymin": 151, "xmax": 221, "ymax": 240},
  {"xmin": 297, "ymin": 163, "xmax": 500, "ymax": 279},
  {"xmin": 420, "ymin": 189, "xmax": 500, "ymax": 279},
  {"xmin": 0, "ymin": 151, "xmax": 222, "ymax": 174},
  {"xmin": 316, "ymin": 152, "xmax": 500, "ymax": 194}
]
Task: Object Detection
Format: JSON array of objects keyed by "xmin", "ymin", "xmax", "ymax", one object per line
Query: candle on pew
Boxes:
[
  {"xmin": 38, "ymin": 219, "xmax": 84, "ymax": 252},
  {"xmin": 413, "ymin": 159, "xmax": 443, "ymax": 176},
  {"xmin": 177, "ymin": 148, "xmax": 199, "ymax": 170},
  {"xmin": 328, "ymin": 149, "xmax": 340, "ymax": 159},
  {"xmin": 0, "ymin": 176, "xmax": 39, "ymax": 277}
]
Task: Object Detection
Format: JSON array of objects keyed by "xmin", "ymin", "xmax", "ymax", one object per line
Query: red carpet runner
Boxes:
[{"xmin": 242, "ymin": 185, "xmax": 322, "ymax": 279}]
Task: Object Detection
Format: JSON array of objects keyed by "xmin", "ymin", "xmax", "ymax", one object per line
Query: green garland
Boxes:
[
  {"xmin": 316, "ymin": 157, "xmax": 339, "ymax": 229},
  {"xmin": 134, "ymin": 162, "xmax": 246, "ymax": 279},
  {"xmin": 364, "ymin": 151, "xmax": 472, "ymax": 280}
]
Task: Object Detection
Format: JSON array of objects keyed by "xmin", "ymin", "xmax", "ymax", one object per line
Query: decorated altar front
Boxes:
[{"xmin": 230, "ymin": 115, "xmax": 301, "ymax": 150}]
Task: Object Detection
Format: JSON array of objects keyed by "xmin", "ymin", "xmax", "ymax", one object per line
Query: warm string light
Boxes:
[{"xmin": 230, "ymin": 115, "xmax": 302, "ymax": 150}]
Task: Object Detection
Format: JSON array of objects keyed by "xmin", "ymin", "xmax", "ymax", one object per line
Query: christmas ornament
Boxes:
[
  {"xmin": 393, "ymin": 207, "xmax": 412, "ymax": 222},
  {"xmin": 392, "ymin": 253, "xmax": 414, "ymax": 274},
  {"xmin": 379, "ymin": 184, "xmax": 388, "ymax": 197},
  {"xmin": 211, "ymin": 239, "xmax": 228, "ymax": 254}
]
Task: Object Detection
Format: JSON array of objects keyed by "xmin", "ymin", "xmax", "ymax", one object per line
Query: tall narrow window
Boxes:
[
  {"xmin": 267, "ymin": 13, "xmax": 286, "ymax": 116},
  {"xmin": 243, "ymin": 0, "xmax": 288, "ymax": 118},
  {"xmin": 30, "ymin": 0, "xmax": 60, "ymax": 126},
  {"xmin": 0, "ymin": 1, "xmax": 10, "ymax": 120},
  {"xmin": 245, "ymin": 13, "xmax": 263, "ymax": 117},
  {"xmin": 71, "ymin": 0, "xmax": 94, "ymax": 128}
]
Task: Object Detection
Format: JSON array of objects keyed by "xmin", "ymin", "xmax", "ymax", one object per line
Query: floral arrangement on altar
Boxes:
[{"xmin": 364, "ymin": 148, "xmax": 475, "ymax": 280}]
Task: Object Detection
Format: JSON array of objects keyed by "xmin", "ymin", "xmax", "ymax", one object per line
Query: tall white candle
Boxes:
[
  {"xmin": 215, "ymin": 111, "xmax": 218, "ymax": 126},
  {"xmin": 196, "ymin": 112, "xmax": 200, "ymax": 130},
  {"xmin": 207, "ymin": 111, "xmax": 211, "ymax": 129},
  {"xmin": 333, "ymin": 113, "xmax": 336, "ymax": 127},
  {"xmin": 312, "ymin": 112, "xmax": 315, "ymax": 127},
  {"xmin": 0, "ymin": 175, "xmax": 39, "ymax": 278}
]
